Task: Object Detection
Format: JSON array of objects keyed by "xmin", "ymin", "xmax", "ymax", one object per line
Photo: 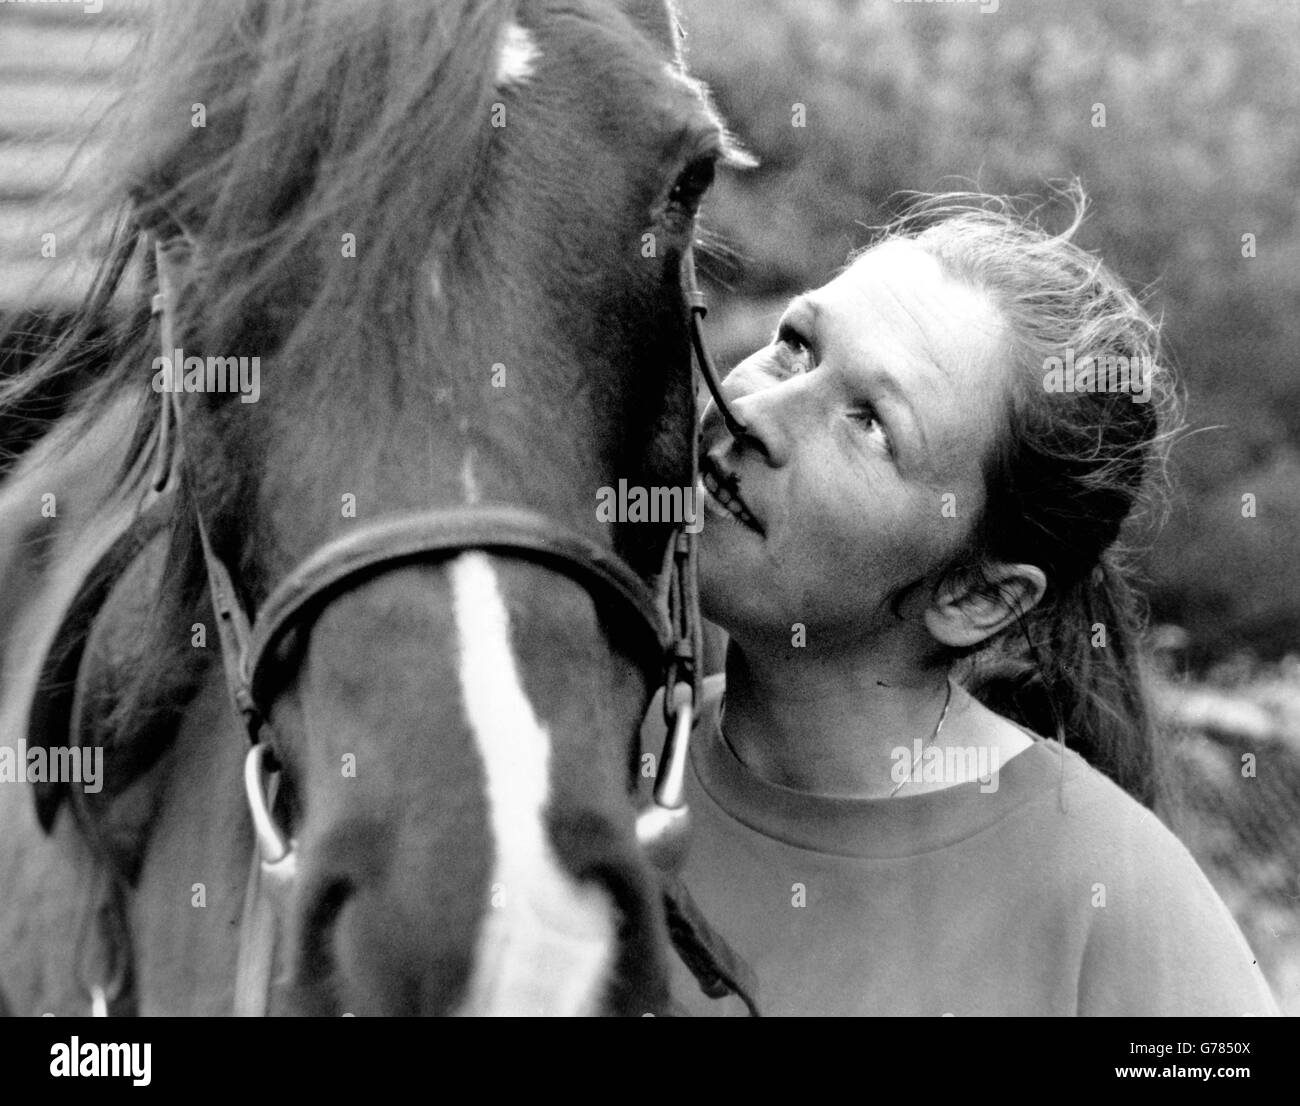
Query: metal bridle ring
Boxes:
[{"xmin": 242, "ymin": 744, "xmax": 293, "ymax": 867}]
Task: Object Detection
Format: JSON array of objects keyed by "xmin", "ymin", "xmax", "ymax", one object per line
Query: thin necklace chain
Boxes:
[
  {"xmin": 888, "ymin": 678, "xmax": 954, "ymax": 799},
  {"xmin": 717, "ymin": 676, "xmax": 957, "ymax": 799}
]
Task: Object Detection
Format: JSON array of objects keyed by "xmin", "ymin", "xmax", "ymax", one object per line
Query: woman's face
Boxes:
[{"xmin": 698, "ymin": 239, "xmax": 1010, "ymax": 652}]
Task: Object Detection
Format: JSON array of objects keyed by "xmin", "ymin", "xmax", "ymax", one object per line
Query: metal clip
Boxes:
[
  {"xmin": 637, "ymin": 681, "xmax": 695, "ymax": 871},
  {"xmin": 242, "ymin": 744, "xmax": 298, "ymax": 904}
]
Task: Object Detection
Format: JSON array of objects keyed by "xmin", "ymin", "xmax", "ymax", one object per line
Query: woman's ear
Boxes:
[{"xmin": 923, "ymin": 563, "xmax": 1047, "ymax": 649}]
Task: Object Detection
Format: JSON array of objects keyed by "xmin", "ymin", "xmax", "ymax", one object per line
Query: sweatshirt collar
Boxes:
[{"xmin": 690, "ymin": 680, "xmax": 1068, "ymax": 859}]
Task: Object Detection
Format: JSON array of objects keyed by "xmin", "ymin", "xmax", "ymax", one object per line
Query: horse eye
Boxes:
[{"xmin": 668, "ymin": 156, "xmax": 716, "ymax": 213}]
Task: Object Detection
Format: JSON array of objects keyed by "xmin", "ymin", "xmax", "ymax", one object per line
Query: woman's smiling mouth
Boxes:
[{"xmin": 701, "ymin": 456, "xmax": 764, "ymax": 534}]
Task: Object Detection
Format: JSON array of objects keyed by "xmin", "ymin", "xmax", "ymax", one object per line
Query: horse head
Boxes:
[{"xmin": 15, "ymin": 0, "xmax": 749, "ymax": 1016}]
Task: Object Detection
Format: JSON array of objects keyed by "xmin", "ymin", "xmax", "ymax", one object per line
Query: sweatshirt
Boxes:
[{"xmin": 644, "ymin": 676, "xmax": 1280, "ymax": 1016}]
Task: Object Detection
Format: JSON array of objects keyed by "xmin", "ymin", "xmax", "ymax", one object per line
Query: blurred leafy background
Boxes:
[{"xmin": 680, "ymin": 0, "xmax": 1300, "ymax": 1010}]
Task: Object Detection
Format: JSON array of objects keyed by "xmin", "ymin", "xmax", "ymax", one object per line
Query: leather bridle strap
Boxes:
[
  {"xmin": 151, "ymin": 241, "xmax": 259, "ymax": 734},
  {"xmin": 663, "ymin": 875, "xmax": 760, "ymax": 1017},
  {"xmin": 684, "ymin": 248, "xmax": 748, "ymax": 441},
  {"xmin": 242, "ymin": 507, "xmax": 671, "ymax": 738}
]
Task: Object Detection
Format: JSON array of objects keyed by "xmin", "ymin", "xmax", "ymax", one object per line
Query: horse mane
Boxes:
[{"xmin": 2, "ymin": 0, "xmax": 522, "ymax": 431}]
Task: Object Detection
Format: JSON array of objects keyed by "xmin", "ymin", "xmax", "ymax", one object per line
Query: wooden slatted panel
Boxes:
[
  {"xmin": 0, "ymin": 22, "xmax": 138, "ymax": 77},
  {"xmin": 0, "ymin": 1, "xmax": 147, "ymax": 310},
  {"xmin": 0, "ymin": 141, "xmax": 91, "ymax": 198}
]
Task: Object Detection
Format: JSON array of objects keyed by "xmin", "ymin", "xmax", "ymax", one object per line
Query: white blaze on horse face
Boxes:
[
  {"xmin": 460, "ymin": 452, "xmax": 482, "ymax": 505},
  {"xmin": 449, "ymin": 552, "xmax": 615, "ymax": 1016},
  {"xmin": 495, "ymin": 21, "xmax": 539, "ymax": 87}
]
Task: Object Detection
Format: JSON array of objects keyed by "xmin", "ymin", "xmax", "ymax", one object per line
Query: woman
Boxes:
[{"xmin": 649, "ymin": 191, "xmax": 1280, "ymax": 1016}]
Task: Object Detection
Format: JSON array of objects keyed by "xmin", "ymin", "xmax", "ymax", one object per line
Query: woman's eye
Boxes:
[
  {"xmin": 776, "ymin": 329, "xmax": 814, "ymax": 375},
  {"xmin": 852, "ymin": 405, "xmax": 892, "ymax": 454}
]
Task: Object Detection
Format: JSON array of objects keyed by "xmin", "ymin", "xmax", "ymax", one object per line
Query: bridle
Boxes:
[{"xmin": 36, "ymin": 231, "xmax": 758, "ymax": 1016}]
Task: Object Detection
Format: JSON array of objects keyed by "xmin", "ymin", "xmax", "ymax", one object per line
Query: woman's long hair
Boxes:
[{"xmin": 872, "ymin": 186, "xmax": 1182, "ymax": 807}]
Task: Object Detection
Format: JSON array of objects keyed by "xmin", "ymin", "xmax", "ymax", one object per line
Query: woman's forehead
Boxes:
[
  {"xmin": 816, "ymin": 242, "xmax": 1006, "ymax": 387},
  {"xmin": 837, "ymin": 241, "xmax": 992, "ymax": 329}
]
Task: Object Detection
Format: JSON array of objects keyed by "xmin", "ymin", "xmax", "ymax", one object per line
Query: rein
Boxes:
[{"xmin": 32, "ymin": 233, "xmax": 759, "ymax": 1017}]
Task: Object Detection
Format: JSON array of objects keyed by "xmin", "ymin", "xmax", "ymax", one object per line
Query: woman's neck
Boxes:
[{"xmin": 720, "ymin": 640, "xmax": 953, "ymax": 798}]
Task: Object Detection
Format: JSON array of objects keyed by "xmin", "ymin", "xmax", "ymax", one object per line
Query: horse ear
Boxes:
[{"xmin": 616, "ymin": 0, "xmax": 679, "ymax": 53}]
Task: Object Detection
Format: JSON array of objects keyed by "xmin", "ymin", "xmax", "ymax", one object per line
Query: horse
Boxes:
[{"xmin": 0, "ymin": 0, "xmax": 756, "ymax": 1016}]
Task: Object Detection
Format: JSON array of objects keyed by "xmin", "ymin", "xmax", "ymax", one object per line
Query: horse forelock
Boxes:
[
  {"xmin": 125, "ymin": 0, "xmax": 520, "ymax": 341},
  {"xmin": 187, "ymin": 0, "xmax": 714, "ymax": 579},
  {"xmin": 29, "ymin": 0, "xmax": 521, "ymax": 584},
  {"xmin": 3, "ymin": 0, "xmax": 705, "ymax": 483}
]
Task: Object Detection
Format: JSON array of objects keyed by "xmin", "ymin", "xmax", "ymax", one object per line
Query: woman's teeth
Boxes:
[{"xmin": 702, "ymin": 467, "xmax": 761, "ymax": 533}]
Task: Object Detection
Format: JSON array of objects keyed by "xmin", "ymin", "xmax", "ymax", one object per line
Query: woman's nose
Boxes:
[
  {"xmin": 710, "ymin": 357, "xmax": 799, "ymax": 468},
  {"xmin": 722, "ymin": 395, "xmax": 785, "ymax": 466}
]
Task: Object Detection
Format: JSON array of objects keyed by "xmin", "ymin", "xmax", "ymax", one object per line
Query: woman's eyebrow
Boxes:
[
  {"xmin": 866, "ymin": 369, "xmax": 915, "ymax": 419},
  {"xmin": 777, "ymin": 293, "xmax": 820, "ymax": 335}
]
